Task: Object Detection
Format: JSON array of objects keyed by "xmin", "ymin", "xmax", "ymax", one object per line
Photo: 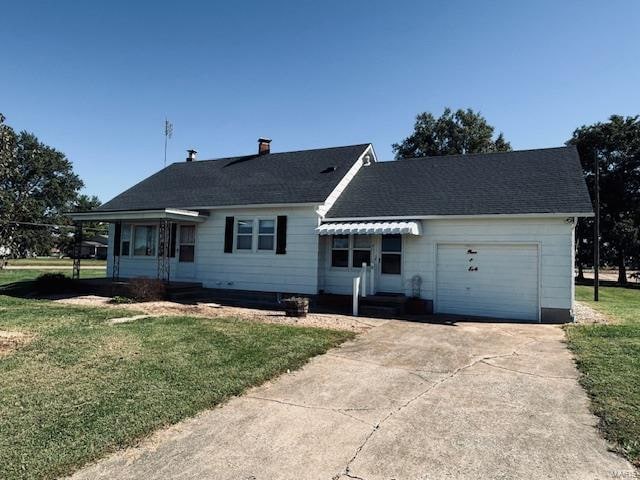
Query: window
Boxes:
[
  {"xmin": 352, "ymin": 235, "xmax": 372, "ymax": 267},
  {"xmin": 133, "ymin": 225, "xmax": 157, "ymax": 256},
  {"xmin": 381, "ymin": 234, "xmax": 402, "ymax": 274},
  {"xmin": 236, "ymin": 220, "xmax": 253, "ymax": 250},
  {"xmin": 331, "ymin": 234, "xmax": 372, "ymax": 268},
  {"xmin": 178, "ymin": 225, "xmax": 195, "ymax": 262},
  {"xmin": 121, "ymin": 224, "xmax": 131, "ymax": 256},
  {"xmin": 258, "ymin": 219, "xmax": 275, "ymax": 250},
  {"xmin": 331, "ymin": 235, "xmax": 349, "ymax": 267}
]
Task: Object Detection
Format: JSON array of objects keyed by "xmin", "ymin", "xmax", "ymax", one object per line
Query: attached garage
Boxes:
[{"xmin": 435, "ymin": 243, "xmax": 540, "ymax": 321}]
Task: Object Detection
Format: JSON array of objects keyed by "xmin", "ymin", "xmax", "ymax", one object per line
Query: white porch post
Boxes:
[
  {"xmin": 352, "ymin": 277, "xmax": 360, "ymax": 316},
  {"xmin": 369, "ymin": 265, "xmax": 375, "ymax": 295},
  {"xmin": 361, "ymin": 262, "xmax": 367, "ymax": 298}
]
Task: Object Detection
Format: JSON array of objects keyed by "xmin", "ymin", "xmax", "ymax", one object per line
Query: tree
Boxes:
[
  {"xmin": 392, "ymin": 107, "xmax": 511, "ymax": 159},
  {"xmin": 0, "ymin": 114, "xmax": 84, "ymax": 257},
  {"xmin": 568, "ymin": 115, "xmax": 640, "ymax": 285}
]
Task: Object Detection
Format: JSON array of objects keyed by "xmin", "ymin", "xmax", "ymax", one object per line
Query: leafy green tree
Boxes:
[
  {"xmin": 568, "ymin": 115, "xmax": 640, "ymax": 284},
  {"xmin": 0, "ymin": 114, "xmax": 84, "ymax": 257},
  {"xmin": 392, "ymin": 107, "xmax": 511, "ymax": 159}
]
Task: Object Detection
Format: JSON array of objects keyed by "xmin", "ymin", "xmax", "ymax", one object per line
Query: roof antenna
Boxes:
[{"xmin": 164, "ymin": 118, "xmax": 173, "ymax": 167}]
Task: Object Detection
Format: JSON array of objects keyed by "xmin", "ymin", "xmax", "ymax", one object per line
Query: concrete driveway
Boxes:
[{"xmin": 72, "ymin": 320, "xmax": 633, "ymax": 480}]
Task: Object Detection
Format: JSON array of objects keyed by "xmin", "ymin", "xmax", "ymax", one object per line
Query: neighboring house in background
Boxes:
[
  {"xmin": 80, "ymin": 235, "xmax": 108, "ymax": 259},
  {"xmin": 71, "ymin": 139, "xmax": 593, "ymax": 322}
]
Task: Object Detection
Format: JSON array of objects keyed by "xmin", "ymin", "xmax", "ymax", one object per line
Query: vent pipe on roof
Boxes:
[
  {"xmin": 258, "ymin": 138, "xmax": 271, "ymax": 155},
  {"xmin": 186, "ymin": 149, "xmax": 197, "ymax": 162}
]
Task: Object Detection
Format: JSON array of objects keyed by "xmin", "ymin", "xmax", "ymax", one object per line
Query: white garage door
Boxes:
[{"xmin": 436, "ymin": 243, "xmax": 539, "ymax": 321}]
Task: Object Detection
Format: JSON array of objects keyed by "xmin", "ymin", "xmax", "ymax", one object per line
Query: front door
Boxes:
[
  {"xmin": 176, "ymin": 224, "xmax": 196, "ymax": 279},
  {"xmin": 376, "ymin": 234, "xmax": 403, "ymax": 293}
]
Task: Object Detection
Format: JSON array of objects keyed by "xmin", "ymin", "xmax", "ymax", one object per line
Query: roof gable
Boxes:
[
  {"xmin": 326, "ymin": 146, "xmax": 593, "ymax": 218},
  {"xmin": 97, "ymin": 144, "xmax": 371, "ymax": 211}
]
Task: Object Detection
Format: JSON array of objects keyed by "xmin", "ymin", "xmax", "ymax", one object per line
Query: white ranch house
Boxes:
[{"xmin": 71, "ymin": 139, "xmax": 593, "ymax": 322}]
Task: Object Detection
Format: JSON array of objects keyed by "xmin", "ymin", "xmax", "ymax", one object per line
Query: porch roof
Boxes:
[
  {"xmin": 68, "ymin": 208, "xmax": 208, "ymax": 223},
  {"xmin": 316, "ymin": 220, "xmax": 421, "ymax": 236}
]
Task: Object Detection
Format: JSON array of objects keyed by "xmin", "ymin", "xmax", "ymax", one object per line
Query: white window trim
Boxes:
[
  {"xmin": 131, "ymin": 223, "xmax": 159, "ymax": 258},
  {"xmin": 330, "ymin": 234, "xmax": 372, "ymax": 270},
  {"xmin": 380, "ymin": 234, "xmax": 403, "ymax": 275},
  {"xmin": 257, "ymin": 218, "xmax": 276, "ymax": 252},
  {"xmin": 177, "ymin": 224, "xmax": 197, "ymax": 263},
  {"xmin": 234, "ymin": 217, "xmax": 277, "ymax": 254},
  {"xmin": 120, "ymin": 223, "xmax": 133, "ymax": 257}
]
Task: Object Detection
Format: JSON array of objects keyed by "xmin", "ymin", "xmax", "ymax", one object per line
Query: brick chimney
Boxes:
[
  {"xmin": 186, "ymin": 149, "xmax": 197, "ymax": 162},
  {"xmin": 258, "ymin": 138, "xmax": 271, "ymax": 155}
]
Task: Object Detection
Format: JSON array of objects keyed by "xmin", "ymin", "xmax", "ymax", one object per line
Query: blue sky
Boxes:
[{"xmin": 1, "ymin": 0, "xmax": 638, "ymax": 202}]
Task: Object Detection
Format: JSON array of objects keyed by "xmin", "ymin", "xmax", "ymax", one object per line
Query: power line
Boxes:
[{"xmin": 0, "ymin": 220, "xmax": 77, "ymax": 229}]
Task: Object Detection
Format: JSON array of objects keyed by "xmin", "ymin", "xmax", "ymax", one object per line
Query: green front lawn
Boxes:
[
  {"xmin": 0, "ymin": 288, "xmax": 353, "ymax": 479},
  {"xmin": 567, "ymin": 285, "xmax": 640, "ymax": 466}
]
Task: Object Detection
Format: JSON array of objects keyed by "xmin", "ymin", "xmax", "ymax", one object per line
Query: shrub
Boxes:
[
  {"xmin": 127, "ymin": 277, "xmax": 166, "ymax": 302},
  {"xmin": 108, "ymin": 295, "xmax": 135, "ymax": 304},
  {"xmin": 34, "ymin": 273, "xmax": 75, "ymax": 294}
]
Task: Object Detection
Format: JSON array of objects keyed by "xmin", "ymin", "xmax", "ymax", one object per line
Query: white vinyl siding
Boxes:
[
  {"xmin": 402, "ymin": 217, "xmax": 574, "ymax": 311},
  {"xmin": 435, "ymin": 243, "xmax": 539, "ymax": 321},
  {"xmin": 320, "ymin": 217, "xmax": 575, "ymax": 315},
  {"xmin": 107, "ymin": 206, "xmax": 319, "ymax": 293}
]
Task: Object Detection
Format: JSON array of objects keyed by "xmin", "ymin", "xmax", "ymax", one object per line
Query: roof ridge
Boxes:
[
  {"xmin": 392, "ymin": 145, "xmax": 573, "ymax": 163},
  {"xmin": 168, "ymin": 143, "xmax": 371, "ymax": 166}
]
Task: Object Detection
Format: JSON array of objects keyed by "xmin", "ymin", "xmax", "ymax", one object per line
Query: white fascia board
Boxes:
[
  {"xmin": 317, "ymin": 143, "xmax": 375, "ymax": 218},
  {"xmin": 68, "ymin": 209, "xmax": 208, "ymax": 223},
  {"xmin": 323, "ymin": 212, "xmax": 595, "ymax": 221},
  {"xmin": 185, "ymin": 202, "xmax": 320, "ymax": 210}
]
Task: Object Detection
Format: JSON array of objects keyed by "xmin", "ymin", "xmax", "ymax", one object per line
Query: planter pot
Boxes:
[
  {"xmin": 406, "ymin": 298, "xmax": 428, "ymax": 315},
  {"xmin": 283, "ymin": 297, "xmax": 310, "ymax": 317}
]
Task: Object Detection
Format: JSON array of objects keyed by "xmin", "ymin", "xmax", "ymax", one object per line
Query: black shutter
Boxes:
[
  {"xmin": 169, "ymin": 223, "xmax": 177, "ymax": 257},
  {"xmin": 276, "ymin": 215, "xmax": 287, "ymax": 254},
  {"xmin": 224, "ymin": 216, "xmax": 234, "ymax": 253},
  {"xmin": 113, "ymin": 222, "xmax": 122, "ymax": 256}
]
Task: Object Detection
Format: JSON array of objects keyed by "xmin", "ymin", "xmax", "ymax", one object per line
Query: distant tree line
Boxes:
[{"xmin": 395, "ymin": 108, "xmax": 640, "ymax": 284}]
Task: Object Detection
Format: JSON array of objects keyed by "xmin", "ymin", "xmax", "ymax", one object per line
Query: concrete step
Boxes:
[{"xmin": 361, "ymin": 294, "xmax": 407, "ymax": 306}]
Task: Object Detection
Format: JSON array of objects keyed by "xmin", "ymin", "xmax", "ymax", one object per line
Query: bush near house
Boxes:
[
  {"xmin": 127, "ymin": 277, "xmax": 167, "ymax": 301},
  {"xmin": 33, "ymin": 272, "xmax": 75, "ymax": 294}
]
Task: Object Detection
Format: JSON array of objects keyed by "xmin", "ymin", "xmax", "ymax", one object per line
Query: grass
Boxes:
[
  {"xmin": 567, "ymin": 285, "xmax": 640, "ymax": 466},
  {"xmin": 6, "ymin": 257, "xmax": 106, "ymax": 267},
  {"xmin": 576, "ymin": 284, "xmax": 640, "ymax": 325},
  {"xmin": 0, "ymin": 278, "xmax": 354, "ymax": 479}
]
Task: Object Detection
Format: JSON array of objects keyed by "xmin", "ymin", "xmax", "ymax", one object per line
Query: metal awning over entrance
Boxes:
[{"xmin": 316, "ymin": 221, "xmax": 421, "ymax": 236}]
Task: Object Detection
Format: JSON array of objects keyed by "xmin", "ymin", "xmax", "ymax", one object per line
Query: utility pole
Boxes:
[
  {"xmin": 164, "ymin": 118, "xmax": 173, "ymax": 167},
  {"xmin": 594, "ymin": 152, "xmax": 600, "ymax": 301}
]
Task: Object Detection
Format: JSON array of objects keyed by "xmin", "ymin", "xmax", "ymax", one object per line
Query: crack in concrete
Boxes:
[
  {"xmin": 245, "ymin": 395, "xmax": 374, "ymax": 426},
  {"xmin": 337, "ymin": 350, "xmax": 521, "ymax": 480},
  {"xmin": 326, "ymin": 352, "xmax": 446, "ymax": 382},
  {"xmin": 479, "ymin": 360, "xmax": 576, "ymax": 380}
]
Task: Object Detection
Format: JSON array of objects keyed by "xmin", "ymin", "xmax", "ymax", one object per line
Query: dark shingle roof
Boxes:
[
  {"xmin": 98, "ymin": 144, "xmax": 370, "ymax": 211},
  {"xmin": 326, "ymin": 146, "xmax": 593, "ymax": 218}
]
